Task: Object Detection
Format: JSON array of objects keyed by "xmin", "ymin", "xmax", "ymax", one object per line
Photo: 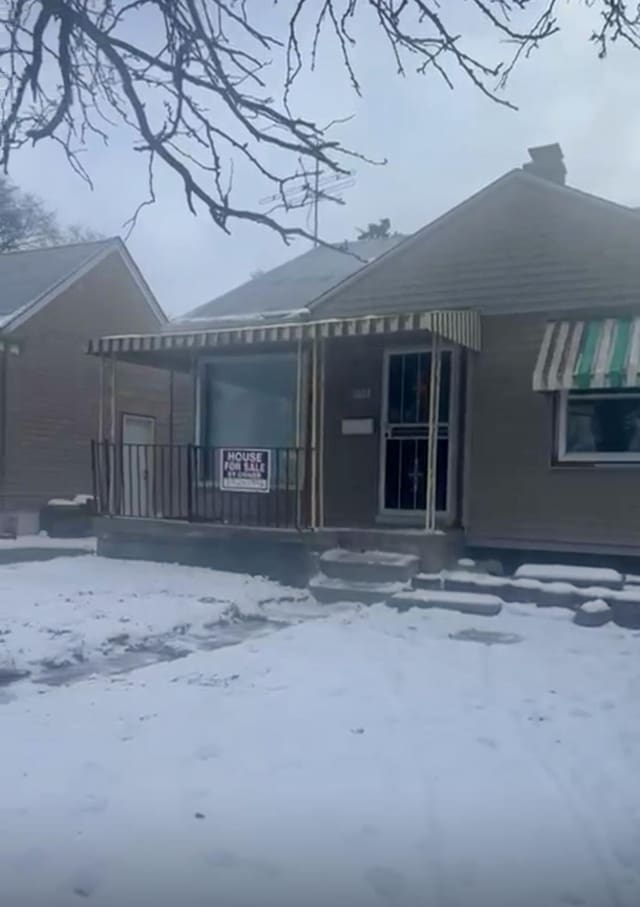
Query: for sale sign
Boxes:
[{"xmin": 220, "ymin": 448, "xmax": 271, "ymax": 493}]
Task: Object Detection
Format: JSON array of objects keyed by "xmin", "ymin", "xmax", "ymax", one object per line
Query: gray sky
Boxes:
[{"xmin": 7, "ymin": 2, "xmax": 640, "ymax": 318}]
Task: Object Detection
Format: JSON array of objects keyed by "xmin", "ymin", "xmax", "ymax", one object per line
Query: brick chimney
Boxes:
[{"xmin": 522, "ymin": 143, "xmax": 566, "ymax": 185}]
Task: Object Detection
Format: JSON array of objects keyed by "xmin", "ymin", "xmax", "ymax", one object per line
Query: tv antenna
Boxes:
[{"xmin": 260, "ymin": 164, "xmax": 356, "ymax": 245}]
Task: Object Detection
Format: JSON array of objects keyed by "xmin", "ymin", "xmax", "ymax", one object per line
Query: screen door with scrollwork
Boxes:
[{"xmin": 380, "ymin": 348, "xmax": 454, "ymax": 519}]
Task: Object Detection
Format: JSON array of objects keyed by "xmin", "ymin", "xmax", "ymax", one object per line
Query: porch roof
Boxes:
[{"xmin": 88, "ymin": 308, "xmax": 481, "ymax": 370}]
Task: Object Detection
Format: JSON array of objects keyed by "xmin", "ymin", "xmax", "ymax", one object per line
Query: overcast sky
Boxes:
[{"xmin": 7, "ymin": 2, "xmax": 640, "ymax": 318}]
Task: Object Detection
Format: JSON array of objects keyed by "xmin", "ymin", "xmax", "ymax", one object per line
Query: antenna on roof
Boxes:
[
  {"xmin": 259, "ymin": 165, "xmax": 356, "ymax": 246},
  {"xmin": 259, "ymin": 115, "xmax": 357, "ymax": 247}
]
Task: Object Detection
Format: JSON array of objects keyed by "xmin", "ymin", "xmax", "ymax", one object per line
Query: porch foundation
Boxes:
[{"xmin": 94, "ymin": 517, "xmax": 464, "ymax": 587}]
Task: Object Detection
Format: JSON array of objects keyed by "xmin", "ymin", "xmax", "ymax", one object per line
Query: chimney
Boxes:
[{"xmin": 522, "ymin": 143, "xmax": 566, "ymax": 185}]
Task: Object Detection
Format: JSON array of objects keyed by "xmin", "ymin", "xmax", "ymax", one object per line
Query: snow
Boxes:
[
  {"xmin": 515, "ymin": 564, "xmax": 623, "ymax": 587},
  {"xmin": 2, "ymin": 558, "xmax": 640, "ymax": 905},
  {"xmin": 579, "ymin": 599, "xmax": 611, "ymax": 615},
  {"xmin": 0, "ymin": 556, "xmax": 318, "ymax": 677},
  {"xmin": 171, "ymin": 308, "xmax": 309, "ymax": 327},
  {"xmin": 46, "ymin": 494, "xmax": 93, "ymax": 507},
  {"xmin": 391, "ymin": 588, "xmax": 503, "ymax": 615},
  {"xmin": 457, "ymin": 557, "xmax": 476, "ymax": 568},
  {"xmin": 0, "ymin": 534, "xmax": 96, "ymax": 551},
  {"xmin": 0, "ymin": 556, "xmax": 640, "ymax": 907},
  {"xmin": 443, "ymin": 569, "xmax": 511, "ymax": 589},
  {"xmin": 320, "ymin": 548, "xmax": 417, "ymax": 568}
]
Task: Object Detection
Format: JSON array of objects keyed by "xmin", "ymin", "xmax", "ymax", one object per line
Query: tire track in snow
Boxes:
[{"xmin": 504, "ymin": 687, "xmax": 629, "ymax": 907}]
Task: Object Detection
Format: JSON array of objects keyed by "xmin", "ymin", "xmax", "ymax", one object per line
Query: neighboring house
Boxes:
[
  {"xmin": 0, "ymin": 238, "xmax": 177, "ymax": 535},
  {"xmin": 172, "ymin": 234, "xmax": 405, "ymax": 326},
  {"xmin": 88, "ymin": 144, "xmax": 640, "ymax": 575}
]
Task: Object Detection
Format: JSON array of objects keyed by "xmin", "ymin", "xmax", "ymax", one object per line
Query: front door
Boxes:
[
  {"xmin": 122, "ymin": 414, "xmax": 156, "ymax": 517},
  {"xmin": 380, "ymin": 349, "xmax": 453, "ymax": 519}
]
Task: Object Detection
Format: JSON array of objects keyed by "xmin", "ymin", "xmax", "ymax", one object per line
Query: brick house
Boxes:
[{"xmin": 0, "ymin": 237, "xmax": 179, "ymax": 535}]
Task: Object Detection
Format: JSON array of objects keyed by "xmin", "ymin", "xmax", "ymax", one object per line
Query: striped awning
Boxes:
[
  {"xmin": 88, "ymin": 309, "xmax": 481, "ymax": 357},
  {"xmin": 533, "ymin": 317, "xmax": 640, "ymax": 391}
]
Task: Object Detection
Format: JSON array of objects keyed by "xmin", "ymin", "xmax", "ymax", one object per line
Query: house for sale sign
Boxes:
[{"xmin": 220, "ymin": 448, "xmax": 271, "ymax": 492}]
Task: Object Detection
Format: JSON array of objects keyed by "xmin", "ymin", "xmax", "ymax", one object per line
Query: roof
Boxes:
[
  {"xmin": 309, "ymin": 168, "xmax": 640, "ymax": 320},
  {"xmin": 0, "ymin": 238, "xmax": 165, "ymax": 331},
  {"xmin": 175, "ymin": 235, "xmax": 405, "ymax": 326}
]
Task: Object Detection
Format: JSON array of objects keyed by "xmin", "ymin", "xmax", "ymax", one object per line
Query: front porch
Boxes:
[
  {"xmin": 88, "ymin": 307, "xmax": 481, "ymax": 576},
  {"xmin": 94, "ymin": 515, "xmax": 464, "ymax": 587}
]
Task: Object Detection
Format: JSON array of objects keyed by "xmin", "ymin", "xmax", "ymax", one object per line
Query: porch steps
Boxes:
[
  {"xmin": 309, "ymin": 550, "xmax": 640, "ymax": 626},
  {"xmin": 309, "ymin": 574, "xmax": 410, "ymax": 606},
  {"xmin": 309, "ymin": 548, "xmax": 418, "ymax": 605},
  {"xmin": 409, "ymin": 563, "xmax": 640, "ymax": 628},
  {"xmin": 387, "ymin": 588, "xmax": 503, "ymax": 617},
  {"xmin": 318, "ymin": 548, "xmax": 420, "ymax": 584}
]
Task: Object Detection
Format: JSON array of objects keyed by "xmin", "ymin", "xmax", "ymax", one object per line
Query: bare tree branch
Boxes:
[{"xmin": 0, "ymin": 1, "xmax": 612, "ymax": 244}]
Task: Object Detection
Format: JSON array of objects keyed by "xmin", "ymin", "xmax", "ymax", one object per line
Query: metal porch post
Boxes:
[
  {"xmin": 318, "ymin": 337, "xmax": 326, "ymax": 528},
  {"xmin": 109, "ymin": 352, "xmax": 117, "ymax": 442},
  {"xmin": 98, "ymin": 355, "xmax": 105, "ymax": 440},
  {"xmin": 109, "ymin": 353, "xmax": 118, "ymax": 515},
  {"xmin": 168, "ymin": 368, "xmax": 175, "ymax": 518},
  {"xmin": 169, "ymin": 368, "xmax": 175, "ymax": 446},
  {"xmin": 295, "ymin": 336, "xmax": 303, "ymax": 528},
  {"xmin": 425, "ymin": 332, "xmax": 441, "ymax": 533},
  {"xmin": 310, "ymin": 335, "xmax": 319, "ymax": 530}
]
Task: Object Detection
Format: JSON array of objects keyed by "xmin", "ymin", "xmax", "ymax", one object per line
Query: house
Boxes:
[
  {"xmin": 0, "ymin": 237, "xmax": 178, "ymax": 535},
  {"xmin": 88, "ymin": 145, "xmax": 640, "ymax": 579}
]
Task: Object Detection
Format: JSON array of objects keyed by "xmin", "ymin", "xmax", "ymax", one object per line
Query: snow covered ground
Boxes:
[
  {"xmin": 1, "ymin": 558, "xmax": 640, "ymax": 906},
  {"xmin": 0, "ymin": 555, "xmax": 319, "ymax": 679},
  {"xmin": 0, "ymin": 534, "xmax": 96, "ymax": 551}
]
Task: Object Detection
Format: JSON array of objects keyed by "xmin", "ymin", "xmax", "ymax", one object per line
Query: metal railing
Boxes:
[{"xmin": 91, "ymin": 442, "xmax": 309, "ymax": 529}]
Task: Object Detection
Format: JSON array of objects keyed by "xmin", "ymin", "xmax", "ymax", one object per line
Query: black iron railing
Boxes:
[{"xmin": 91, "ymin": 442, "xmax": 309, "ymax": 529}]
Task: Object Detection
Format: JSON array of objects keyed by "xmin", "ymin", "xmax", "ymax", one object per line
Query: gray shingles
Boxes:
[
  {"xmin": 310, "ymin": 170, "xmax": 640, "ymax": 319},
  {"xmin": 0, "ymin": 239, "xmax": 114, "ymax": 325},
  {"xmin": 177, "ymin": 236, "xmax": 405, "ymax": 323}
]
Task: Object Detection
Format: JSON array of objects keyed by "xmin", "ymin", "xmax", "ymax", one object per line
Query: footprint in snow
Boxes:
[
  {"xmin": 75, "ymin": 794, "xmax": 108, "ymax": 815},
  {"xmin": 364, "ymin": 866, "xmax": 407, "ymax": 900},
  {"xmin": 204, "ymin": 850, "xmax": 281, "ymax": 878},
  {"xmin": 476, "ymin": 736, "xmax": 498, "ymax": 749},
  {"xmin": 194, "ymin": 743, "xmax": 221, "ymax": 761},
  {"xmin": 69, "ymin": 866, "xmax": 101, "ymax": 899}
]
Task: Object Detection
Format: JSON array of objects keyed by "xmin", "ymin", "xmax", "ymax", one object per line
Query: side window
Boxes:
[{"xmin": 557, "ymin": 391, "xmax": 640, "ymax": 462}]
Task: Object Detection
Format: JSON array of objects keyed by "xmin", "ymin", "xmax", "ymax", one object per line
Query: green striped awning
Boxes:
[{"xmin": 533, "ymin": 318, "xmax": 640, "ymax": 391}]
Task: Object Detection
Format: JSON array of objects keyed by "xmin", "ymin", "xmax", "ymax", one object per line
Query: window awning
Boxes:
[
  {"xmin": 533, "ymin": 318, "xmax": 640, "ymax": 391},
  {"xmin": 88, "ymin": 309, "xmax": 481, "ymax": 361}
]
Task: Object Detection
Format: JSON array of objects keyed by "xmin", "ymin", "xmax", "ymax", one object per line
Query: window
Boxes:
[
  {"xmin": 201, "ymin": 352, "xmax": 298, "ymax": 449},
  {"xmin": 199, "ymin": 352, "xmax": 300, "ymax": 484},
  {"xmin": 557, "ymin": 390, "xmax": 640, "ymax": 463}
]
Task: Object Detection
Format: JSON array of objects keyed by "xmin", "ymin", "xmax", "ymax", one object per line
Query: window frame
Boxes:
[
  {"xmin": 195, "ymin": 350, "xmax": 305, "ymax": 489},
  {"xmin": 556, "ymin": 389, "xmax": 640, "ymax": 464}
]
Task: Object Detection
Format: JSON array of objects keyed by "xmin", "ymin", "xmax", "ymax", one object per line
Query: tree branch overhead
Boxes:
[{"xmin": 0, "ymin": 1, "xmax": 617, "ymax": 241}]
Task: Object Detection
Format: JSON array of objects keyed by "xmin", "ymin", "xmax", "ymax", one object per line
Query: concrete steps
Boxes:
[
  {"xmin": 309, "ymin": 548, "xmax": 417, "ymax": 606},
  {"xmin": 309, "ymin": 550, "xmax": 640, "ymax": 627},
  {"xmin": 388, "ymin": 588, "xmax": 503, "ymax": 617},
  {"xmin": 318, "ymin": 548, "xmax": 419, "ymax": 584},
  {"xmin": 309, "ymin": 574, "xmax": 409, "ymax": 606},
  {"xmin": 413, "ymin": 563, "xmax": 640, "ymax": 628}
]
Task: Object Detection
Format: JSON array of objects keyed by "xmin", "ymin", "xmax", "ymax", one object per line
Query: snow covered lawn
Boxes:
[
  {"xmin": 1, "ymin": 560, "xmax": 640, "ymax": 906},
  {"xmin": 0, "ymin": 555, "xmax": 315, "ymax": 679}
]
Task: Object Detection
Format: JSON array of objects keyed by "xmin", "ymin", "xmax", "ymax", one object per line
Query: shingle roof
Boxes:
[
  {"xmin": 309, "ymin": 170, "xmax": 640, "ymax": 319},
  {"xmin": 0, "ymin": 239, "xmax": 116, "ymax": 327},
  {"xmin": 176, "ymin": 235, "xmax": 405, "ymax": 325}
]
